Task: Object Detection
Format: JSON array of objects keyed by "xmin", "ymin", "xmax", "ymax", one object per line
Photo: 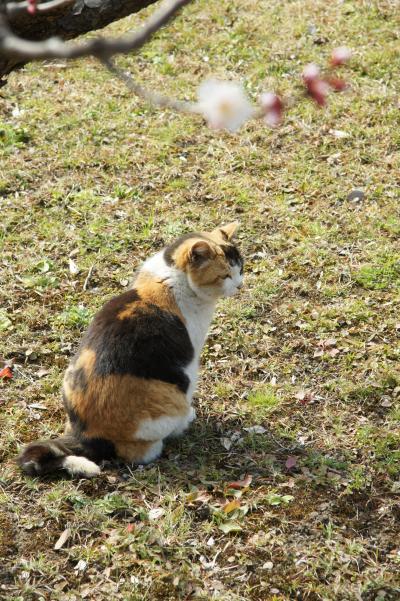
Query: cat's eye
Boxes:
[{"xmin": 222, "ymin": 274, "xmax": 231, "ymax": 280}]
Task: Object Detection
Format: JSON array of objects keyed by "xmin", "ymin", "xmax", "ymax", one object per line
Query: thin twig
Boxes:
[
  {"xmin": 6, "ymin": 0, "xmax": 75, "ymax": 19},
  {"xmin": 0, "ymin": 0, "xmax": 192, "ymax": 61},
  {"xmin": 101, "ymin": 57, "xmax": 197, "ymax": 114},
  {"xmin": 83, "ymin": 264, "xmax": 95, "ymax": 291}
]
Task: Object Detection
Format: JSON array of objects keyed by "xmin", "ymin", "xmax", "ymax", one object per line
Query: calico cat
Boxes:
[{"xmin": 18, "ymin": 223, "xmax": 244, "ymax": 477}]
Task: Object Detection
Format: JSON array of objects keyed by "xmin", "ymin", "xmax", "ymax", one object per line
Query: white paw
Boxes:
[{"xmin": 63, "ymin": 455, "xmax": 101, "ymax": 477}]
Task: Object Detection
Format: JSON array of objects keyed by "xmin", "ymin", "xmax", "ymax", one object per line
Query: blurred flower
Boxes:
[
  {"xmin": 302, "ymin": 63, "xmax": 321, "ymax": 83},
  {"xmin": 260, "ymin": 92, "xmax": 283, "ymax": 127},
  {"xmin": 27, "ymin": 0, "xmax": 37, "ymax": 15},
  {"xmin": 326, "ymin": 76, "xmax": 348, "ymax": 91},
  {"xmin": 331, "ymin": 46, "xmax": 352, "ymax": 67},
  {"xmin": 197, "ymin": 80, "xmax": 255, "ymax": 132},
  {"xmin": 302, "ymin": 63, "xmax": 329, "ymax": 106}
]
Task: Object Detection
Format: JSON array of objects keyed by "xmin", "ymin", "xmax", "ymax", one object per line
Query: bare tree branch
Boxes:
[
  {"xmin": 6, "ymin": 0, "xmax": 75, "ymax": 20},
  {"xmin": 0, "ymin": 0, "xmax": 192, "ymax": 61},
  {"xmin": 0, "ymin": 0, "xmax": 160, "ymax": 81}
]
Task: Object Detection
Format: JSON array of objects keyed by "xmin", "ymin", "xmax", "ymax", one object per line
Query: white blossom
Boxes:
[{"xmin": 197, "ymin": 79, "xmax": 255, "ymax": 132}]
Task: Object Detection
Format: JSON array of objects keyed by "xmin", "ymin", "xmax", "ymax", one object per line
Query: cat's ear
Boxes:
[
  {"xmin": 217, "ymin": 222, "xmax": 240, "ymax": 241},
  {"xmin": 189, "ymin": 240, "xmax": 213, "ymax": 264}
]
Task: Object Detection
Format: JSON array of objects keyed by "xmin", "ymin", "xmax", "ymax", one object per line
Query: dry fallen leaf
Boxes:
[
  {"xmin": 148, "ymin": 507, "xmax": 165, "ymax": 520},
  {"xmin": 227, "ymin": 474, "xmax": 253, "ymax": 489},
  {"xmin": 218, "ymin": 521, "xmax": 242, "ymax": 534},
  {"xmin": 223, "ymin": 499, "xmax": 241, "ymax": 514},
  {"xmin": 186, "ymin": 490, "xmax": 211, "ymax": 504},
  {"xmin": 36, "ymin": 368, "xmax": 50, "ymax": 378},
  {"xmin": 68, "ymin": 258, "xmax": 80, "ymax": 275},
  {"xmin": 285, "ymin": 456, "xmax": 298, "ymax": 469},
  {"xmin": 244, "ymin": 425, "xmax": 267, "ymax": 435},
  {"xmin": 295, "ymin": 390, "xmax": 315, "ymax": 404},
  {"xmin": 54, "ymin": 528, "xmax": 71, "ymax": 550},
  {"xmin": 319, "ymin": 338, "xmax": 337, "ymax": 348},
  {"xmin": 221, "ymin": 437, "xmax": 232, "ymax": 451},
  {"xmin": 0, "ymin": 366, "xmax": 13, "ymax": 380}
]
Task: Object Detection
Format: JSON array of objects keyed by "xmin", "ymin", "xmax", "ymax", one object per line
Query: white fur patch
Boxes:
[
  {"xmin": 142, "ymin": 251, "xmax": 177, "ymax": 283},
  {"xmin": 62, "ymin": 455, "xmax": 101, "ymax": 477},
  {"xmin": 222, "ymin": 263, "xmax": 243, "ymax": 297},
  {"xmin": 138, "ymin": 440, "xmax": 163, "ymax": 464},
  {"xmin": 136, "ymin": 414, "xmax": 190, "ymax": 441},
  {"xmin": 169, "ymin": 406, "xmax": 196, "ymax": 437},
  {"xmin": 184, "ymin": 359, "xmax": 199, "ymax": 402}
]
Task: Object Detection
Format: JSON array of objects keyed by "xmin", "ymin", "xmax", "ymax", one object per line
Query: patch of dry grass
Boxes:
[{"xmin": 1, "ymin": 0, "xmax": 400, "ymax": 599}]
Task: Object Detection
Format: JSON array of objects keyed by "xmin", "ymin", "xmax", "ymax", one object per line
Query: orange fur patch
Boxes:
[
  {"xmin": 64, "ymin": 369, "xmax": 189, "ymax": 446},
  {"xmin": 114, "ymin": 440, "xmax": 155, "ymax": 462},
  {"xmin": 117, "ymin": 272, "xmax": 185, "ymax": 322},
  {"xmin": 75, "ymin": 348, "xmax": 96, "ymax": 373},
  {"xmin": 169, "ymin": 234, "xmax": 230, "ymax": 288}
]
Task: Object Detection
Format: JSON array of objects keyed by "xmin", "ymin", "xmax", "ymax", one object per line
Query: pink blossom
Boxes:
[
  {"xmin": 327, "ymin": 76, "xmax": 348, "ymax": 91},
  {"xmin": 27, "ymin": 0, "xmax": 37, "ymax": 14},
  {"xmin": 302, "ymin": 65, "xmax": 329, "ymax": 106},
  {"xmin": 331, "ymin": 46, "xmax": 352, "ymax": 67},
  {"xmin": 302, "ymin": 63, "xmax": 320, "ymax": 83},
  {"xmin": 259, "ymin": 92, "xmax": 283, "ymax": 127}
]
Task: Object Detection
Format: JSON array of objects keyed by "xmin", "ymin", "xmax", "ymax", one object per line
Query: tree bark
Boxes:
[{"xmin": 1, "ymin": 0, "xmax": 159, "ymax": 81}]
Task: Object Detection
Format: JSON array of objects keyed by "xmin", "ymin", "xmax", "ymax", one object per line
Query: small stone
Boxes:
[{"xmin": 347, "ymin": 189, "xmax": 365, "ymax": 202}]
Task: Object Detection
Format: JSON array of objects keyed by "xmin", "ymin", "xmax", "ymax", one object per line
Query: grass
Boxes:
[{"xmin": 1, "ymin": 0, "xmax": 400, "ymax": 599}]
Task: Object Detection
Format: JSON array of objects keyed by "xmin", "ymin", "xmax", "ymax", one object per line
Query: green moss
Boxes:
[
  {"xmin": 248, "ymin": 385, "xmax": 280, "ymax": 412},
  {"xmin": 355, "ymin": 255, "xmax": 400, "ymax": 290}
]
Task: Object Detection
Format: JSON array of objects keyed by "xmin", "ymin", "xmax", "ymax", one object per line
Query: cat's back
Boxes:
[{"xmin": 68, "ymin": 271, "xmax": 194, "ymax": 392}]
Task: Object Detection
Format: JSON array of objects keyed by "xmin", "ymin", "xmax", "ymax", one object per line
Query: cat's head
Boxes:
[{"xmin": 164, "ymin": 222, "xmax": 244, "ymax": 300}]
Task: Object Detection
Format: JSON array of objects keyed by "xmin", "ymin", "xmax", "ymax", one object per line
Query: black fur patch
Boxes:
[
  {"xmin": 164, "ymin": 232, "xmax": 206, "ymax": 266},
  {"xmin": 17, "ymin": 444, "xmax": 64, "ymax": 475},
  {"xmin": 62, "ymin": 391, "xmax": 85, "ymax": 435},
  {"xmin": 221, "ymin": 244, "xmax": 244, "ymax": 271},
  {"xmin": 82, "ymin": 437, "xmax": 116, "ymax": 461},
  {"xmin": 61, "ymin": 393, "xmax": 116, "ymax": 460},
  {"xmin": 80, "ymin": 289, "xmax": 194, "ymax": 393}
]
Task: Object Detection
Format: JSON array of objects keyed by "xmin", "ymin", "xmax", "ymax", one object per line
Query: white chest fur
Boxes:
[
  {"xmin": 176, "ymin": 293, "xmax": 215, "ymax": 401},
  {"xmin": 142, "ymin": 252, "xmax": 216, "ymax": 402}
]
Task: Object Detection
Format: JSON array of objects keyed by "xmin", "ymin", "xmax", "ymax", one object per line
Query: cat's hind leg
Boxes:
[
  {"xmin": 116, "ymin": 439, "xmax": 163, "ymax": 465},
  {"xmin": 168, "ymin": 406, "xmax": 196, "ymax": 438},
  {"xmin": 135, "ymin": 412, "xmax": 194, "ymax": 441}
]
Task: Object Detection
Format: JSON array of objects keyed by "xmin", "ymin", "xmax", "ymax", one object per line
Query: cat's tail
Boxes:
[{"xmin": 17, "ymin": 434, "xmax": 101, "ymax": 478}]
